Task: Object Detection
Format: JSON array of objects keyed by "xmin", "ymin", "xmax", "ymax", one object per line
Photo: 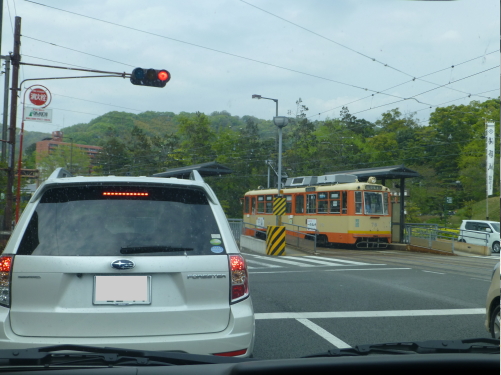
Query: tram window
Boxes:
[
  {"xmin": 266, "ymin": 195, "xmax": 273, "ymax": 214},
  {"xmin": 257, "ymin": 195, "xmax": 265, "ymax": 213},
  {"xmin": 342, "ymin": 192, "xmax": 347, "ymax": 214},
  {"xmin": 330, "ymin": 199, "xmax": 340, "ymax": 214},
  {"xmin": 307, "ymin": 194, "xmax": 316, "ymax": 214},
  {"xmin": 285, "ymin": 195, "xmax": 292, "ymax": 214},
  {"xmin": 364, "ymin": 192, "xmax": 384, "ymax": 214},
  {"xmin": 295, "ymin": 195, "xmax": 304, "ymax": 214},
  {"xmin": 244, "ymin": 197, "xmax": 249, "ymax": 214},
  {"xmin": 355, "ymin": 191, "xmax": 363, "ymax": 214},
  {"xmin": 251, "ymin": 197, "xmax": 256, "ymax": 214},
  {"xmin": 318, "ymin": 193, "xmax": 328, "ymax": 214},
  {"xmin": 384, "ymin": 193, "xmax": 389, "ymax": 215}
]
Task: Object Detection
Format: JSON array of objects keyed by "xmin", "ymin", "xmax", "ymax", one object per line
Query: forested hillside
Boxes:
[{"xmin": 22, "ymin": 98, "xmax": 500, "ymax": 220}]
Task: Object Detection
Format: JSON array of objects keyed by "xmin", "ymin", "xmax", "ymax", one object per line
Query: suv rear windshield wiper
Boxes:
[
  {"xmin": 120, "ymin": 246, "xmax": 194, "ymax": 254},
  {"xmin": 0, "ymin": 345, "xmax": 254, "ymax": 368},
  {"xmin": 302, "ymin": 338, "xmax": 500, "ymax": 357}
]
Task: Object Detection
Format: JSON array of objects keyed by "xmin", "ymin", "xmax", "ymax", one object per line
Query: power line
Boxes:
[
  {"xmin": 240, "ymin": 0, "xmax": 498, "ymax": 100},
  {"xmin": 23, "ymin": 0, "xmax": 428, "ymax": 103},
  {"xmin": 22, "ymin": 36, "xmax": 137, "ymax": 68},
  {"xmin": 23, "ymin": 54, "xmax": 99, "ymax": 70},
  {"xmin": 312, "ymin": 65, "xmax": 499, "ymax": 118},
  {"xmin": 51, "ymin": 93, "xmax": 143, "ymax": 113}
]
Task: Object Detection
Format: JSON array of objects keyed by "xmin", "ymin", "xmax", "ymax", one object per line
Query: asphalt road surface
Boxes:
[{"xmin": 242, "ymin": 248, "xmax": 499, "ymax": 360}]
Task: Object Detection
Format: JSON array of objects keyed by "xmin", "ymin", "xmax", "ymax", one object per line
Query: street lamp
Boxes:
[{"xmin": 252, "ymin": 94, "xmax": 278, "ymax": 117}]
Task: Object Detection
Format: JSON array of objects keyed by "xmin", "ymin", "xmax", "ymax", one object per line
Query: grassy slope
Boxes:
[{"xmin": 449, "ymin": 196, "xmax": 500, "ymax": 227}]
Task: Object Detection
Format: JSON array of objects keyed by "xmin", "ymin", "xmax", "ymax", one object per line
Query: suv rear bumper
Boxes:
[{"xmin": 0, "ymin": 298, "xmax": 255, "ymax": 357}]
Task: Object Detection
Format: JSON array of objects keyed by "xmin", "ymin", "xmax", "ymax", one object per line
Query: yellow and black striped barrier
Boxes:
[
  {"xmin": 266, "ymin": 226, "xmax": 286, "ymax": 256},
  {"xmin": 273, "ymin": 197, "xmax": 286, "ymax": 216}
]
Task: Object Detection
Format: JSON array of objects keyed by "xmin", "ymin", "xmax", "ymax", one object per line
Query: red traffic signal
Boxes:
[{"xmin": 130, "ymin": 68, "xmax": 171, "ymax": 88}]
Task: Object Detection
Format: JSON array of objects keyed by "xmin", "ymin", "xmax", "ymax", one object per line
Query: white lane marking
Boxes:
[
  {"xmin": 306, "ymin": 256, "xmax": 374, "ymax": 266},
  {"xmin": 422, "ymin": 270, "xmax": 445, "ymax": 275},
  {"xmin": 244, "ymin": 254, "xmax": 314, "ymax": 267},
  {"xmin": 300, "ymin": 256, "xmax": 385, "ymax": 267},
  {"xmin": 470, "ymin": 278, "xmax": 490, "ymax": 282},
  {"xmin": 296, "ymin": 318, "xmax": 350, "ymax": 349},
  {"xmin": 245, "ymin": 259, "xmax": 281, "ymax": 268},
  {"xmin": 249, "ymin": 267, "xmax": 411, "ymax": 274},
  {"xmin": 255, "ymin": 308, "xmax": 485, "ymax": 320}
]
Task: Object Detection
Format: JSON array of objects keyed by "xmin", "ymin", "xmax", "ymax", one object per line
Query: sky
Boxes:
[{"xmin": 1, "ymin": 0, "xmax": 499, "ymax": 135}]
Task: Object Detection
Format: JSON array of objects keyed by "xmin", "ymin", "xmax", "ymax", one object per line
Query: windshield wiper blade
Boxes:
[
  {"xmin": 0, "ymin": 345, "xmax": 254, "ymax": 367},
  {"xmin": 303, "ymin": 338, "xmax": 500, "ymax": 358},
  {"xmin": 120, "ymin": 246, "xmax": 193, "ymax": 254}
]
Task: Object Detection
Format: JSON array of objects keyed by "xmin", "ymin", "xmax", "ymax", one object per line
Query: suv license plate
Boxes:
[{"xmin": 93, "ymin": 276, "xmax": 151, "ymax": 305}]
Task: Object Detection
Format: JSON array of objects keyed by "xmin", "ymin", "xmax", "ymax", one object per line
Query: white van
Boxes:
[{"xmin": 458, "ymin": 220, "xmax": 500, "ymax": 253}]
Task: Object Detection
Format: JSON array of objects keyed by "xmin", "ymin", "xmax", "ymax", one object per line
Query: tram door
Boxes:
[{"xmin": 306, "ymin": 194, "xmax": 316, "ymax": 214}]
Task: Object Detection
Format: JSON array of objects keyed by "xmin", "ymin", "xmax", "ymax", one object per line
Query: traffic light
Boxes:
[{"xmin": 130, "ymin": 68, "xmax": 171, "ymax": 88}]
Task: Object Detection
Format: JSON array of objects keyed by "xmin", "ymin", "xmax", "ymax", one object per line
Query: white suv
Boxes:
[
  {"xmin": 0, "ymin": 168, "xmax": 254, "ymax": 356},
  {"xmin": 458, "ymin": 220, "xmax": 500, "ymax": 253}
]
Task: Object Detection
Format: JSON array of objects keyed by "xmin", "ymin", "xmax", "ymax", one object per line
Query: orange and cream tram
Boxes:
[{"xmin": 243, "ymin": 174, "xmax": 392, "ymax": 248}]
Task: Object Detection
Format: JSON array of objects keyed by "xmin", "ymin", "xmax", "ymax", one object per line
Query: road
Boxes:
[{"xmin": 242, "ymin": 248, "xmax": 499, "ymax": 360}]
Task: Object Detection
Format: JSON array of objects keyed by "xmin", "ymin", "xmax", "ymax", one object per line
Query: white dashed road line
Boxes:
[{"xmin": 296, "ymin": 318, "xmax": 350, "ymax": 349}]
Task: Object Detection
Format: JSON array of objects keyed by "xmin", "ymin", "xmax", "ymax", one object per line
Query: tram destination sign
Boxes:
[
  {"xmin": 365, "ymin": 185, "xmax": 383, "ymax": 190},
  {"xmin": 24, "ymin": 107, "xmax": 53, "ymax": 123}
]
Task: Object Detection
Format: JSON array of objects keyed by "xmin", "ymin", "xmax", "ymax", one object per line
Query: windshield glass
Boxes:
[
  {"xmin": 18, "ymin": 186, "xmax": 223, "ymax": 256},
  {"xmin": 364, "ymin": 192, "xmax": 386, "ymax": 215}
]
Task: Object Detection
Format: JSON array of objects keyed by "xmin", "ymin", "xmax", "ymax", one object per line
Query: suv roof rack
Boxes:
[
  {"xmin": 48, "ymin": 168, "xmax": 73, "ymax": 180},
  {"xmin": 190, "ymin": 170, "xmax": 205, "ymax": 182}
]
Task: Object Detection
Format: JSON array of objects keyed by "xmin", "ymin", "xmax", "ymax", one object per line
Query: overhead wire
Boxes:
[
  {"xmin": 23, "ymin": 0, "xmax": 429, "ymax": 103},
  {"xmin": 22, "ymin": 36, "xmax": 137, "ymax": 68},
  {"xmin": 240, "ymin": 0, "xmax": 498, "ymax": 100},
  {"xmin": 309, "ymin": 57, "xmax": 499, "ymax": 119}
]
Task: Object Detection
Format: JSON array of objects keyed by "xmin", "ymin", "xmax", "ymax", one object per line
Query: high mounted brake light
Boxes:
[
  {"xmin": 229, "ymin": 255, "xmax": 249, "ymax": 303},
  {"xmin": 0, "ymin": 256, "xmax": 13, "ymax": 307},
  {"xmin": 103, "ymin": 192, "xmax": 149, "ymax": 196}
]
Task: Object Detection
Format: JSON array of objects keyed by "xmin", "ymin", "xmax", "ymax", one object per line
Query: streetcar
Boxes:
[{"xmin": 243, "ymin": 174, "xmax": 392, "ymax": 248}]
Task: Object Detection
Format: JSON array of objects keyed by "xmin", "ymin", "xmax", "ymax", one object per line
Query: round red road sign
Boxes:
[{"xmin": 29, "ymin": 88, "xmax": 49, "ymax": 106}]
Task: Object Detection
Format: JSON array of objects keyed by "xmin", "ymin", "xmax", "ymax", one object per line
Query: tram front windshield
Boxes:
[{"xmin": 364, "ymin": 192, "xmax": 387, "ymax": 215}]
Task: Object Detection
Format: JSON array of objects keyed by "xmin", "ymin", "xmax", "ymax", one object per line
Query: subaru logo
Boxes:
[{"xmin": 111, "ymin": 260, "xmax": 135, "ymax": 270}]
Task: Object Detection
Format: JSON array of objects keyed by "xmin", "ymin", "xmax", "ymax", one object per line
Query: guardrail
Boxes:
[
  {"xmin": 405, "ymin": 224, "xmax": 490, "ymax": 255},
  {"xmin": 242, "ymin": 221, "xmax": 318, "ymax": 254},
  {"xmin": 227, "ymin": 219, "xmax": 243, "ymax": 245}
]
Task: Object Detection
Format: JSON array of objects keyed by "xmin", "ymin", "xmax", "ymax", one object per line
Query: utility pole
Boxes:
[
  {"xmin": 1, "ymin": 57, "xmax": 10, "ymax": 162},
  {"xmin": 4, "ymin": 16, "xmax": 20, "ymax": 231}
]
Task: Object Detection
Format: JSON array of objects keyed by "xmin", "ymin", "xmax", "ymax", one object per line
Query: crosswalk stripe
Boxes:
[
  {"xmin": 296, "ymin": 256, "xmax": 372, "ymax": 266},
  {"xmin": 245, "ymin": 259, "xmax": 281, "ymax": 268},
  {"xmin": 306, "ymin": 256, "xmax": 373, "ymax": 266},
  {"xmin": 245, "ymin": 254, "xmax": 315, "ymax": 267}
]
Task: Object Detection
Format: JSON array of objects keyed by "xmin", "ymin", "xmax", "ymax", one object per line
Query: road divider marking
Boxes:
[
  {"xmin": 296, "ymin": 318, "xmax": 350, "ymax": 349},
  {"xmin": 255, "ymin": 308, "xmax": 485, "ymax": 320},
  {"xmin": 422, "ymin": 270, "xmax": 445, "ymax": 274},
  {"xmin": 250, "ymin": 267, "xmax": 411, "ymax": 274}
]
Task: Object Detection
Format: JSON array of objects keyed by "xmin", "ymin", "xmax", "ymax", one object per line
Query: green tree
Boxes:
[{"xmin": 38, "ymin": 144, "xmax": 91, "ymax": 180}]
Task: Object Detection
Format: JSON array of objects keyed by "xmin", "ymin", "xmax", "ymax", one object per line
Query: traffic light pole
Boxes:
[
  {"xmin": 3, "ymin": 18, "xmax": 132, "ymax": 231},
  {"xmin": 4, "ymin": 17, "xmax": 21, "ymax": 231}
]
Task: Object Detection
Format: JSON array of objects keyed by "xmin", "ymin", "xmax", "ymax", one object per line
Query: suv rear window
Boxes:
[{"xmin": 18, "ymin": 185, "xmax": 225, "ymax": 256}]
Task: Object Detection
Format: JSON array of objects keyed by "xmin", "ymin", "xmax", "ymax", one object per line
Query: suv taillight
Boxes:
[
  {"xmin": 229, "ymin": 255, "xmax": 249, "ymax": 303},
  {"xmin": 0, "ymin": 256, "xmax": 13, "ymax": 307}
]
